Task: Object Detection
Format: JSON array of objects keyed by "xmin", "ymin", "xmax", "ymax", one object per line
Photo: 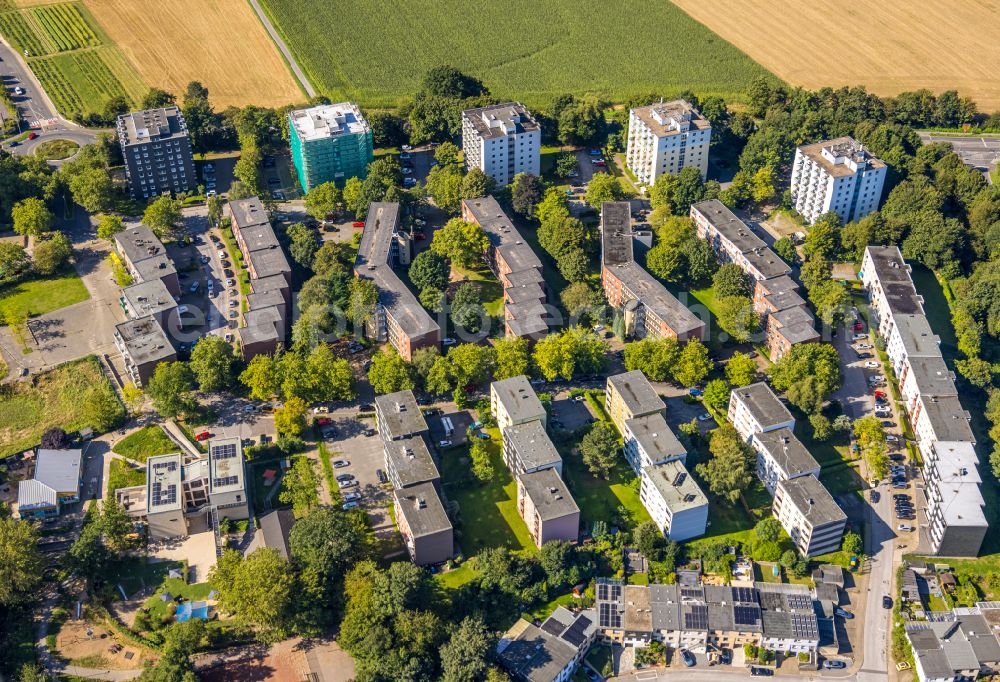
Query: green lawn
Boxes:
[
  {"xmin": 0, "ymin": 356, "xmax": 123, "ymax": 458},
  {"xmin": 561, "ymin": 443, "xmax": 652, "ymax": 532},
  {"xmin": 107, "ymin": 458, "xmax": 144, "ymax": 494},
  {"xmin": 111, "ymin": 425, "xmax": 176, "ymax": 463},
  {"xmin": 257, "ymin": 0, "xmax": 776, "ymax": 108},
  {"xmin": 440, "ymin": 427, "xmax": 537, "ymax": 555},
  {"xmin": 525, "ymin": 591, "xmax": 578, "ymax": 621},
  {"xmin": 586, "ymin": 645, "xmax": 614, "ymax": 678},
  {"xmin": 108, "ymin": 556, "xmax": 183, "ymax": 599},
  {"xmin": 143, "ymin": 578, "xmax": 214, "ymax": 620},
  {"xmin": 0, "ymin": 271, "xmax": 89, "ymax": 320}
]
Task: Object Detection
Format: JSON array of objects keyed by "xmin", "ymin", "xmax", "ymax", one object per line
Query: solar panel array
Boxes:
[
  {"xmin": 213, "ymin": 475, "xmax": 239, "ymax": 488},
  {"xmin": 759, "ymin": 592, "xmax": 784, "ymax": 610},
  {"xmin": 151, "ymin": 460, "xmax": 178, "ymax": 507},
  {"xmin": 561, "ymin": 615, "xmax": 592, "ymax": 647},
  {"xmin": 734, "ymin": 605, "xmax": 762, "ymax": 627},
  {"xmin": 787, "ymin": 593, "xmax": 812, "ymax": 610},
  {"xmin": 791, "ymin": 613, "xmax": 818, "ymax": 638},
  {"xmin": 684, "ymin": 604, "xmax": 708, "ymax": 629},
  {"xmin": 599, "ymin": 602, "xmax": 622, "ymax": 629},
  {"xmin": 212, "ymin": 442, "xmax": 238, "ymax": 459},
  {"xmin": 732, "ymin": 586, "xmax": 758, "ymax": 603},
  {"xmin": 540, "ymin": 619, "xmax": 564, "ymax": 637},
  {"xmin": 681, "ymin": 587, "xmax": 703, "ymax": 599}
]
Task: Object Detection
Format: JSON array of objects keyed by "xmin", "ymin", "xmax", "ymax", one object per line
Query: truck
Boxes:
[{"xmin": 441, "ymin": 416, "xmax": 454, "ymax": 438}]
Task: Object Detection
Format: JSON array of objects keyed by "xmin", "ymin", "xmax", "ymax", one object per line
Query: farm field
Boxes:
[
  {"xmin": 79, "ymin": 0, "xmax": 303, "ymax": 108},
  {"xmin": 256, "ymin": 0, "xmax": 777, "ymax": 107},
  {"xmin": 669, "ymin": 0, "xmax": 1000, "ymax": 110}
]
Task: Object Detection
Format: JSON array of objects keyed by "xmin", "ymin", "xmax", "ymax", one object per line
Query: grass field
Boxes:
[
  {"xmin": 107, "ymin": 458, "xmax": 143, "ymax": 493},
  {"xmin": 670, "ymin": 0, "xmax": 1000, "ymax": 110},
  {"xmin": 257, "ymin": 0, "xmax": 777, "ymax": 107},
  {"xmin": 80, "ymin": 0, "xmax": 302, "ymax": 108},
  {"xmin": 0, "ymin": 270, "xmax": 89, "ymax": 319},
  {"xmin": 0, "ymin": 356, "xmax": 122, "ymax": 457},
  {"xmin": 34, "ymin": 137, "xmax": 78, "ymax": 159},
  {"xmin": 111, "ymin": 425, "xmax": 176, "ymax": 463}
]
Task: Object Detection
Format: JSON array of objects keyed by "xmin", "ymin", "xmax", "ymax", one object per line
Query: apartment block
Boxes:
[
  {"xmin": 605, "ymin": 370, "xmax": 664, "ymax": 433},
  {"xmin": 117, "ymin": 107, "xmax": 196, "ymax": 200},
  {"xmin": 764, "ymin": 306, "xmax": 821, "ymax": 361},
  {"xmin": 625, "ymin": 100, "xmax": 712, "ymax": 185},
  {"xmin": 462, "ymin": 197, "xmax": 548, "ymax": 339},
  {"xmin": 394, "ymin": 482, "xmax": 454, "ymax": 566},
  {"xmin": 752, "ymin": 427, "xmax": 820, "ymax": 495},
  {"xmin": 639, "ymin": 460, "xmax": 708, "ymax": 541},
  {"xmin": 622, "ymin": 412, "xmax": 687, "ymax": 474},
  {"xmin": 288, "ymin": 102, "xmax": 373, "ymax": 192},
  {"xmin": 924, "ymin": 441, "xmax": 988, "ymax": 557},
  {"xmin": 502, "ymin": 419, "xmax": 562, "ymax": 477},
  {"xmin": 491, "ymin": 375, "xmax": 547, "ymax": 431},
  {"xmin": 16, "ymin": 448, "xmax": 81, "ymax": 519},
  {"xmin": 462, "ymin": 102, "xmax": 540, "ymax": 187},
  {"xmin": 773, "ymin": 475, "xmax": 846, "ymax": 557},
  {"xmin": 690, "ymin": 201, "xmax": 791, "ymax": 282},
  {"xmin": 114, "ymin": 225, "xmax": 180, "ymax": 297},
  {"xmin": 354, "ymin": 202, "xmax": 440, "ymax": 361},
  {"xmin": 601, "ymin": 202, "xmax": 706, "ymax": 342},
  {"xmin": 727, "ymin": 382, "xmax": 795, "ymax": 442},
  {"xmin": 119, "ymin": 278, "xmax": 180, "ymax": 338},
  {"xmin": 791, "ymin": 137, "xmax": 887, "ymax": 225},
  {"xmin": 498, "ymin": 607, "xmax": 596, "ymax": 682},
  {"xmin": 516, "ymin": 467, "xmax": 580, "ymax": 548},
  {"xmin": 114, "ymin": 316, "xmax": 177, "ymax": 387}
]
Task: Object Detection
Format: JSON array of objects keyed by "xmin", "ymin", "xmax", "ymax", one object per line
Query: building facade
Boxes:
[
  {"xmin": 626, "ymin": 100, "xmax": 712, "ymax": 185},
  {"xmin": 752, "ymin": 427, "xmax": 821, "ymax": 495},
  {"xmin": 288, "ymin": 103, "xmax": 373, "ymax": 192},
  {"xmin": 492, "ymin": 375, "xmax": 547, "ymax": 431},
  {"xmin": 462, "ymin": 103, "xmax": 540, "ymax": 187},
  {"xmin": 517, "ymin": 468, "xmax": 580, "ymax": 548},
  {"xmin": 605, "ymin": 370, "xmax": 664, "ymax": 433},
  {"xmin": 791, "ymin": 137, "xmax": 887, "ymax": 225},
  {"xmin": 773, "ymin": 475, "xmax": 846, "ymax": 557},
  {"xmin": 639, "ymin": 460, "xmax": 708, "ymax": 541},
  {"xmin": 394, "ymin": 482, "xmax": 454, "ymax": 566},
  {"xmin": 117, "ymin": 107, "xmax": 196, "ymax": 200},
  {"xmin": 727, "ymin": 382, "xmax": 796, "ymax": 442}
]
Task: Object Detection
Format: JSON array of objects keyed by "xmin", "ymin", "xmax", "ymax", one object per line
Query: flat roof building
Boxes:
[
  {"xmin": 384, "ymin": 436, "xmax": 440, "ymax": 490},
  {"xmin": 690, "ymin": 201, "xmax": 791, "ymax": 282},
  {"xmin": 114, "ymin": 225, "xmax": 180, "ymax": 297},
  {"xmin": 492, "ymin": 375, "xmax": 547, "ymax": 431},
  {"xmin": 773, "ymin": 475, "xmax": 846, "ymax": 557},
  {"xmin": 375, "ymin": 390, "xmax": 429, "ymax": 440},
  {"xmin": 502, "ymin": 419, "xmax": 562, "ymax": 477},
  {"xmin": 639, "ymin": 460, "xmax": 708, "ymax": 541},
  {"xmin": 288, "ymin": 103, "xmax": 373, "ymax": 192},
  {"xmin": 462, "ymin": 103, "xmax": 540, "ymax": 187},
  {"xmin": 626, "ymin": 100, "xmax": 712, "ymax": 185},
  {"xmin": 517, "ymin": 468, "xmax": 580, "ymax": 548},
  {"xmin": 208, "ymin": 438, "xmax": 248, "ymax": 521},
  {"xmin": 728, "ymin": 382, "xmax": 796, "ymax": 442},
  {"xmin": 394, "ymin": 482, "xmax": 453, "ymax": 566},
  {"xmin": 622, "ymin": 412, "xmax": 687, "ymax": 474},
  {"xmin": 117, "ymin": 107, "xmax": 196, "ymax": 200},
  {"xmin": 792, "ymin": 137, "xmax": 887, "ymax": 225},
  {"xmin": 114, "ymin": 315, "xmax": 177, "ymax": 387},
  {"xmin": 752, "ymin": 428, "xmax": 821, "ymax": 495}
]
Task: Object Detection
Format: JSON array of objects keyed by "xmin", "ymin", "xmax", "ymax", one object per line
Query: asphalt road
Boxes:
[{"xmin": 917, "ymin": 131, "xmax": 1000, "ymax": 176}]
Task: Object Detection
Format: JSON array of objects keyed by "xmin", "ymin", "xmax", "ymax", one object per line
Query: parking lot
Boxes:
[
  {"xmin": 318, "ymin": 413, "xmax": 393, "ymax": 531},
  {"xmin": 550, "ymin": 396, "xmax": 594, "ymax": 432},
  {"xmin": 917, "ymin": 132, "xmax": 1000, "ymax": 173},
  {"xmin": 427, "ymin": 408, "xmax": 475, "ymax": 450}
]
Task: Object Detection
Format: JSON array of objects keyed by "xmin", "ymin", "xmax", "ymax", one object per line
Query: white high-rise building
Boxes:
[
  {"xmin": 791, "ymin": 137, "xmax": 887, "ymax": 225},
  {"xmin": 625, "ymin": 100, "xmax": 711, "ymax": 186},
  {"xmin": 462, "ymin": 103, "xmax": 540, "ymax": 187}
]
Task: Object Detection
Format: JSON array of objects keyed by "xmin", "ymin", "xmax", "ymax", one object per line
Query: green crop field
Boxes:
[
  {"xmin": 31, "ymin": 3, "xmax": 100, "ymax": 52},
  {"xmin": 258, "ymin": 0, "xmax": 777, "ymax": 107},
  {"xmin": 0, "ymin": 10, "xmax": 47, "ymax": 56}
]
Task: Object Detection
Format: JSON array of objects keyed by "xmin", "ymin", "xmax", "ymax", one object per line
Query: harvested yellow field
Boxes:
[
  {"xmin": 75, "ymin": 0, "xmax": 303, "ymax": 108},
  {"xmin": 670, "ymin": 0, "xmax": 1000, "ymax": 110}
]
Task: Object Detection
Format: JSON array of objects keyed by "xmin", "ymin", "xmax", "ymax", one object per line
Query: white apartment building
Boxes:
[
  {"xmin": 924, "ymin": 441, "xmax": 988, "ymax": 557},
  {"xmin": 622, "ymin": 412, "xmax": 686, "ymax": 475},
  {"xmin": 727, "ymin": 382, "xmax": 795, "ymax": 442},
  {"xmin": 639, "ymin": 460, "xmax": 708, "ymax": 541},
  {"xmin": 462, "ymin": 103, "xmax": 540, "ymax": 187},
  {"xmin": 791, "ymin": 137, "xmax": 887, "ymax": 225},
  {"xmin": 773, "ymin": 475, "xmax": 846, "ymax": 557},
  {"xmin": 626, "ymin": 100, "xmax": 711, "ymax": 185},
  {"xmin": 752, "ymin": 427, "xmax": 820, "ymax": 496},
  {"xmin": 491, "ymin": 375, "xmax": 547, "ymax": 431}
]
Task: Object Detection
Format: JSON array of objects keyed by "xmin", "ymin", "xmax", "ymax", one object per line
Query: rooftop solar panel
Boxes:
[
  {"xmin": 212, "ymin": 443, "xmax": 238, "ymax": 459},
  {"xmin": 787, "ymin": 593, "xmax": 812, "ymax": 610},
  {"xmin": 561, "ymin": 616, "xmax": 591, "ymax": 647},
  {"xmin": 684, "ymin": 604, "xmax": 708, "ymax": 630},
  {"xmin": 734, "ymin": 605, "xmax": 761, "ymax": 626},
  {"xmin": 213, "ymin": 475, "xmax": 239, "ymax": 487}
]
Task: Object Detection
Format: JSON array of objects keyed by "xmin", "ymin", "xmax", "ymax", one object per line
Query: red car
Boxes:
[
  {"xmin": 854, "ymin": 322, "xmax": 865, "ymax": 331},
  {"xmin": 27, "ymin": 132, "xmax": 38, "ymax": 140},
  {"xmin": 414, "ymin": 231, "xmax": 426, "ymax": 240},
  {"xmin": 874, "ymin": 390, "xmax": 887, "ymax": 398},
  {"xmin": 195, "ymin": 431, "xmax": 211, "ymax": 441},
  {"xmin": 593, "ymin": 159, "xmax": 606, "ymax": 167},
  {"xmin": 352, "ymin": 221, "xmax": 365, "ymax": 228},
  {"xmin": 316, "ymin": 417, "xmax": 331, "ymax": 426}
]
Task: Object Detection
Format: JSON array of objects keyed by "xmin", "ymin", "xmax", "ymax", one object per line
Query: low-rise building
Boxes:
[
  {"xmin": 639, "ymin": 460, "xmax": 708, "ymax": 541},
  {"xmin": 462, "ymin": 103, "xmax": 540, "ymax": 187},
  {"xmin": 791, "ymin": 137, "xmax": 887, "ymax": 225},
  {"xmin": 756, "ymin": 583, "xmax": 822, "ymax": 654},
  {"xmin": 601, "ymin": 202, "xmax": 706, "ymax": 342},
  {"xmin": 207, "ymin": 438, "xmax": 249, "ymax": 522},
  {"xmin": 516, "ymin": 467, "xmax": 580, "ymax": 548},
  {"xmin": 354, "ymin": 202, "xmax": 441, "ymax": 360},
  {"xmin": 753, "ymin": 276, "xmax": 806, "ymax": 317},
  {"xmin": 625, "ymin": 100, "xmax": 712, "ymax": 185},
  {"xmin": 764, "ymin": 306, "xmax": 820, "ymax": 361},
  {"xmin": 114, "ymin": 225, "xmax": 180, "ymax": 296},
  {"xmin": 502, "ymin": 419, "xmax": 562, "ymax": 477},
  {"xmin": 119, "ymin": 278, "xmax": 179, "ymax": 337},
  {"xmin": 394, "ymin": 482, "xmax": 453, "ymax": 566},
  {"xmin": 492, "ymin": 375, "xmax": 547, "ymax": 431},
  {"xmin": 497, "ymin": 607, "xmax": 596, "ymax": 682},
  {"xmin": 384, "ymin": 435, "xmax": 440, "ymax": 490},
  {"xmin": 16, "ymin": 448, "xmax": 82, "ymax": 518},
  {"xmin": 752, "ymin": 427, "xmax": 820, "ymax": 495},
  {"xmin": 773, "ymin": 475, "xmax": 846, "ymax": 557},
  {"xmin": 622, "ymin": 412, "xmax": 687, "ymax": 474},
  {"xmin": 114, "ymin": 315, "xmax": 177, "ymax": 387},
  {"xmin": 728, "ymin": 382, "xmax": 795, "ymax": 442},
  {"xmin": 605, "ymin": 370, "xmax": 664, "ymax": 433},
  {"xmin": 906, "ymin": 609, "xmax": 1000, "ymax": 682}
]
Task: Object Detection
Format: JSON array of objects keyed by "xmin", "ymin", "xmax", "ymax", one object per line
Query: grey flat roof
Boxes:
[
  {"xmin": 754, "ymin": 428, "xmax": 819, "ymax": 478},
  {"xmin": 385, "ymin": 436, "xmax": 440, "ymax": 487},
  {"xmin": 520, "ymin": 468, "xmax": 579, "ymax": 521},
  {"xmin": 631, "ymin": 100, "xmax": 711, "ymax": 138},
  {"xmin": 764, "ymin": 288, "xmax": 807, "ymax": 312},
  {"xmin": 227, "ymin": 197, "xmax": 270, "ymax": 231},
  {"xmin": 505, "ymin": 268, "xmax": 546, "ymax": 288},
  {"xmin": 133, "ymin": 254, "xmax": 177, "ymax": 283},
  {"xmin": 908, "ymin": 356, "xmax": 957, "ymax": 397},
  {"xmin": 463, "ymin": 102, "xmax": 539, "ymax": 140},
  {"xmin": 35, "ymin": 449, "xmax": 82, "ymax": 494},
  {"xmin": 920, "ymin": 395, "xmax": 974, "ymax": 442},
  {"xmin": 777, "ymin": 475, "xmax": 846, "ymax": 527},
  {"xmin": 732, "ymin": 383, "xmax": 794, "ymax": 428},
  {"xmin": 117, "ymin": 107, "xmax": 188, "ymax": 146},
  {"xmin": 208, "ymin": 437, "xmax": 245, "ymax": 495},
  {"xmin": 894, "ymin": 314, "xmax": 940, "ymax": 357},
  {"xmin": 115, "ymin": 316, "xmax": 176, "ymax": 365},
  {"xmin": 504, "ymin": 420, "xmax": 561, "ymax": 472},
  {"xmin": 115, "ymin": 225, "xmax": 168, "ymax": 266},
  {"xmin": 758, "ymin": 275, "xmax": 799, "ymax": 296},
  {"xmin": 147, "ymin": 453, "xmax": 182, "ymax": 513},
  {"xmin": 240, "ymin": 223, "xmax": 281, "ymax": 251},
  {"xmin": 771, "ymin": 306, "xmax": 819, "ymax": 344},
  {"xmin": 463, "ymin": 197, "xmax": 543, "ymax": 274},
  {"xmin": 865, "ymin": 246, "xmax": 923, "ymax": 314},
  {"xmin": 289, "ymin": 102, "xmax": 369, "ymax": 141},
  {"xmin": 608, "ymin": 371, "xmax": 663, "ymax": 417},
  {"xmin": 246, "ymin": 288, "xmax": 285, "ymax": 312},
  {"xmin": 394, "ymin": 482, "xmax": 452, "ymax": 538},
  {"xmin": 642, "ymin": 460, "xmax": 707, "ymax": 513},
  {"xmin": 505, "ymin": 281, "xmax": 546, "ymax": 304},
  {"xmin": 601, "ymin": 202, "xmax": 633, "ymax": 266},
  {"xmin": 507, "ymin": 314, "xmax": 550, "ymax": 337},
  {"xmin": 613, "ymin": 263, "xmax": 706, "ymax": 336},
  {"xmin": 240, "ymin": 306, "xmax": 282, "ymax": 345},
  {"xmin": 744, "ymin": 247, "xmax": 792, "ymax": 279},
  {"xmin": 246, "ymin": 245, "xmax": 291, "ymax": 280},
  {"xmin": 376, "ymin": 390, "xmax": 428, "ymax": 438},
  {"xmin": 250, "ymin": 273, "xmax": 289, "ymax": 295},
  {"xmin": 493, "ymin": 376, "xmax": 546, "ymax": 423},
  {"xmin": 121, "ymin": 279, "xmax": 177, "ymax": 317},
  {"xmin": 625, "ymin": 413, "xmax": 686, "ymax": 462},
  {"xmin": 692, "ymin": 200, "xmax": 766, "ymax": 252},
  {"xmin": 798, "ymin": 136, "xmax": 885, "ymax": 177}
]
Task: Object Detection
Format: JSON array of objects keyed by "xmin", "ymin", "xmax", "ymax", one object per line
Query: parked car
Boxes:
[
  {"xmin": 898, "ymin": 524, "xmax": 915, "ymax": 532},
  {"xmin": 823, "ymin": 660, "xmax": 847, "ymax": 670},
  {"xmin": 343, "ymin": 492, "xmax": 361, "ymax": 502},
  {"xmin": 864, "ymin": 361, "xmax": 880, "ymax": 369},
  {"xmin": 853, "ymin": 333, "xmax": 869, "ymax": 341},
  {"xmin": 870, "ymin": 491, "xmax": 880, "ymax": 503},
  {"xmin": 27, "ymin": 131, "xmax": 38, "ymax": 140},
  {"xmin": 342, "ymin": 501, "xmax": 359, "ymax": 510},
  {"xmin": 750, "ymin": 667, "xmax": 773, "ymax": 677},
  {"xmin": 688, "ymin": 388, "xmax": 703, "ymax": 398},
  {"xmin": 376, "ymin": 469, "xmax": 388, "ymax": 484},
  {"xmin": 834, "ymin": 609, "xmax": 854, "ymax": 619},
  {"xmin": 352, "ymin": 221, "xmax": 365, "ymax": 228},
  {"xmin": 883, "ymin": 595, "xmax": 894, "ymax": 609},
  {"xmin": 195, "ymin": 431, "xmax": 211, "ymax": 441},
  {"xmin": 681, "ymin": 650, "xmax": 696, "ymax": 667},
  {"xmin": 443, "ymin": 337, "xmax": 457, "ymax": 346},
  {"xmin": 337, "ymin": 479, "xmax": 359, "ymax": 489},
  {"xmin": 697, "ymin": 412, "xmax": 713, "ymax": 422},
  {"xmin": 886, "ymin": 435, "xmax": 899, "ymax": 443},
  {"xmin": 332, "ymin": 459, "xmax": 349, "ymax": 468},
  {"xmin": 439, "ymin": 440, "xmax": 453, "ymax": 448},
  {"xmin": 336, "ymin": 473, "xmax": 354, "ymax": 482}
]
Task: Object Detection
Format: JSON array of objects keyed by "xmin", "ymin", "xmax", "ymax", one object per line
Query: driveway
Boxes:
[
  {"xmin": 319, "ymin": 414, "xmax": 389, "ymax": 530},
  {"xmin": 917, "ymin": 132, "xmax": 1000, "ymax": 178}
]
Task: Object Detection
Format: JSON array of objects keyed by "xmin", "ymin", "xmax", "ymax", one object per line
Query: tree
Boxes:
[
  {"xmin": 511, "ymin": 172, "xmax": 544, "ymax": 217},
  {"xmin": 809, "ymin": 280, "xmax": 852, "ymax": 328},
  {"xmin": 305, "ymin": 182, "xmax": 343, "ymax": 220},
  {"xmin": 623, "ymin": 337, "xmax": 680, "ymax": 382},
  {"xmin": 100, "ymin": 494, "xmax": 137, "ymax": 554},
  {"xmin": 536, "ymin": 186, "xmax": 570, "ymax": 223},
  {"xmin": 557, "ymin": 98, "xmax": 605, "ymax": 146},
  {"xmin": 0, "ymin": 517, "xmax": 41, "ymax": 605},
  {"xmin": 633, "ymin": 521, "xmax": 666, "ymax": 562},
  {"xmin": 210, "ymin": 548, "xmax": 295, "ymax": 643},
  {"xmin": 68, "ymin": 167, "xmax": 115, "ymax": 213},
  {"xmin": 420, "ymin": 286, "xmax": 445, "ymax": 313},
  {"xmin": 716, "ymin": 296, "xmax": 759, "ymax": 343},
  {"xmin": 440, "ymin": 617, "xmax": 494, "ymax": 682},
  {"xmin": 554, "ymin": 153, "xmax": 578, "ymax": 179},
  {"xmin": 842, "ymin": 531, "xmax": 863, "ymax": 556},
  {"xmin": 469, "ymin": 440, "xmax": 495, "ymax": 483},
  {"xmin": 672, "ymin": 339, "xmax": 712, "ymax": 387},
  {"xmin": 803, "ymin": 213, "xmax": 842, "ymax": 261},
  {"xmin": 146, "ymin": 361, "xmax": 196, "ymax": 417},
  {"xmin": 580, "ymin": 421, "xmax": 618, "ymax": 479},
  {"xmin": 274, "ymin": 396, "xmax": 308, "ymax": 438},
  {"xmin": 671, "ymin": 166, "xmax": 708, "ymax": 215},
  {"xmin": 854, "ymin": 415, "xmax": 888, "ymax": 478},
  {"xmin": 557, "ymin": 247, "xmax": 590, "ymax": 282},
  {"xmin": 586, "ymin": 172, "xmax": 624, "ymax": 209},
  {"xmin": 773, "ymin": 237, "xmax": 797, "ymax": 263},
  {"xmin": 461, "ymin": 168, "xmax": 495, "ymax": 199},
  {"xmin": 532, "ymin": 327, "xmax": 608, "ymax": 381},
  {"xmin": 306, "ymin": 344, "xmax": 355, "ymax": 401},
  {"xmin": 11, "ymin": 197, "xmax": 52, "ymax": 237},
  {"xmin": 0, "ymin": 242, "xmax": 32, "ymax": 285},
  {"xmin": 770, "ymin": 344, "xmax": 842, "ymax": 401},
  {"xmin": 287, "ymin": 222, "xmax": 322, "ymax": 269},
  {"xmin": 40, "ymin": 427, "xmax": 70, "ymax": 449},
  {"xmin": 347, "ymin": 277, "xmax": 378, "ymax": 327},
  {"xmin": 142, "ymin": 195, "xmax": 183, "ymax": 238},
  {"xmin": 755, "ymin": 517, "xmax": 781, "ymax": 544},
  {"xmin": 278, "ymin": 454, "xmax": 318, "ymax": 516},
  {"xmin": 810, "ymin": 413, "xmax": 834, "ymax": 441},
  {"xmin": 96, "ymin": 213, "xmax": 125, "ymax": 241},
  {"xmin": 538, "ymin": 539, "xmax": 584, "ymax": 589},
  {"xmin": 430, "ymin": 217, "xmax": 488, "ymax": 268},
  {"xmin": 137, "ymin": 620, "xmax": 203, "ymax": 682},
  {"xmin": 368, "ymin": 350, "xmax": 415, "ymax": 394},
  {"xmin": 560, "ymin": 281, "xmax": 602, "ymax": 321},
  {"xmin": 696, "ymin": 424, "xmax": 753, "ymax": 503},
  {"xmin": 494, "ymin": 336, "xmax": 531, "ymax": 380},
  {"xmin": 240, "ymin": 353, "xmax": 282, "ymax": 401},
  {"xmin": 446, "ymin": 342, "xmax": 496, "ymax": 387},
  {"xmin": 451, "ymin": 282, "xmax": 487, "ymax": 333},
  {"xmin": 425, "ymin": 355, "xmax": 454, "ymax": 395},
  {"xmin": 367, "ymin": 111, "xmax": 407, "ymax": 148},
  {"xmin": 725, "ymin": 352, "xmax": 758, "ymax": 386},
  {"xmin": 206, "ymin": 194, "xmax": 224, "ymax": 227},
  {"xmin": 426, "ymin": 165, "xmax": 464, "ymax": 214},
  {"xmin": 141, "ymin": 87, "xmax": 175, "ymax": 109},
  {"xmin": 410, "ymin": 250, "xmax": 450, "ymax": 292},
  {"xmin": 713, "ymin": 263, "xmax": 751, "ymax": 298},
  {"xmin": 703, "ymin": 379, "xmax": 730, "ymax": 411},
  {"xmin": 67, "ymin": 521, "xmax": 111, "ymax": 586},
  {"xmin": 189, "ymin": 336, "xmax": 236, "ymax": 391},
  {"xmin": 538, "ymin": 212, "xmax": 587, "ymax": 260},
  {"xmin": 32, "ymin": 231, "xmax": 72, "ymax": 274}
]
